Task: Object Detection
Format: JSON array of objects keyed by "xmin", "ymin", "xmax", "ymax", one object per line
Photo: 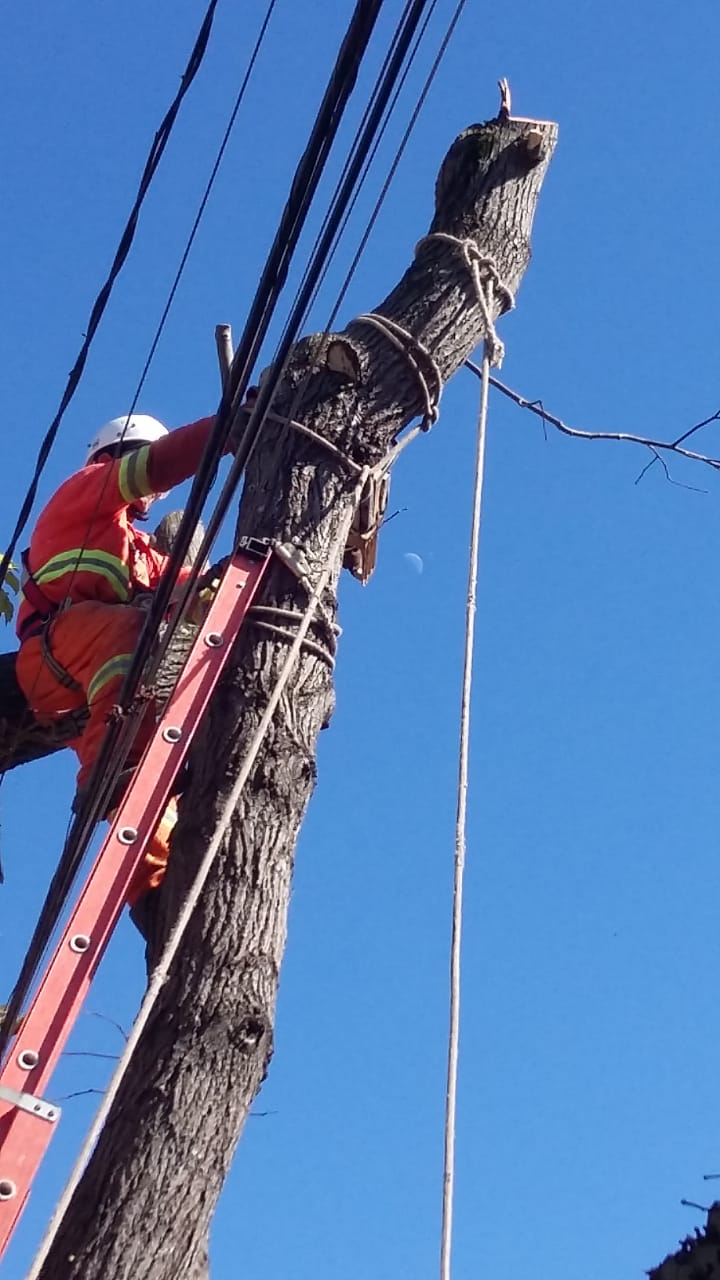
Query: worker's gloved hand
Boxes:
[{"xmin": 197, "ymin": 557, "xmax": 229, "ymax": 593}]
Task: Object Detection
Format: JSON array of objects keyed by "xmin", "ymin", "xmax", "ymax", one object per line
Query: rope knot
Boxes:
[{"xmin": 415, "ymin": 233, "xmax": 514, "ymax": 368}]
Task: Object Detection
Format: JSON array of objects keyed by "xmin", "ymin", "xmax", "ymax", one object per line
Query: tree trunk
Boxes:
[
  {"xmin": 0, "ymin": 515, "xmax": 207, "ymax": 773},
  {"xmin": 37, "ymin": 112, "xmax": 557, "ymax": 1279}
]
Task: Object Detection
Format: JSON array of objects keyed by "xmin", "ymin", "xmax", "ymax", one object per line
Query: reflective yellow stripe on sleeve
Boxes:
[{"xmin": 118, "ymin": 446, "xmax": 152, "ymax": 504}]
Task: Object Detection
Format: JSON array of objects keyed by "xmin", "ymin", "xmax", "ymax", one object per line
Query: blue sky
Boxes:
[{"xmin": 2, "ymin": 1, "xmax": 720, "ymax": 1276}]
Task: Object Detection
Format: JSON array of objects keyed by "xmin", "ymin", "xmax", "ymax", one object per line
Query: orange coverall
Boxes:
[{"xmin": 15, "ymin": 416, "xmax": 217, "ymax": 903}]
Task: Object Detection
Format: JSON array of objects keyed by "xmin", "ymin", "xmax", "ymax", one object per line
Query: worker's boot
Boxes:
[
  {"xmin": 126, "ymin": 795, "xmax": 179, "ymax": 948},
  {"xmin": 72, "ymin": 771, "xmax": 179, "ymax": 949},
  {"xmin": 128, "ymin": 889, "xmax": 161, "ymax": 952},
  {"xmin": 71, "ymin": 766, "xmax": 137, "ymax": 821}
]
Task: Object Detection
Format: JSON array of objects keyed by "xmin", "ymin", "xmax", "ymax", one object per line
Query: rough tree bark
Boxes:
[{"xmin": 36, "ymin": 111, "xmax": 558, "ymax": 1279}]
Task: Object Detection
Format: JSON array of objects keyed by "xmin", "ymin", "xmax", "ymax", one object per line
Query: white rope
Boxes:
[
  {"xmin": 263, "ymin": 407, "xmax": 365, "ymax": 475},
  {"xmin": 355, "ymin": 312, "xmax": 443, "ymax": 430},
  {"xmin": 25, "ymin": 465, "xmax": 370, "ymax": 1280},
  {"xmin": 248, "ymin": 604, "xmax": 339, "ymax": 669},
  {"xmin": 439, "ymin": 346, "xmax": 492, "ymax": 1280},
  {"xmin": 416, "ymin": 233, "xmax": 514, "ymax": 368}
]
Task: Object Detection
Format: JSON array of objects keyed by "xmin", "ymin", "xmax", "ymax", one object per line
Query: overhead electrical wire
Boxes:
[
  {"xmin": 0, "ymin": 0, "xmax": 221, "ymax": 603},
  {"xmin": 0, "ymin": 0, "xmax": 280, "ymax": 886},
  {"xmin": 291, "ymin": 0, "xmax": 419, "ymax": 306},
  {"xmin": 157, "ymin": 0, "xmax": 438, "ymax": 649},
  {"xmin": 0, "ymin": 0, "xmax": 390, "ymax": 1065},
  {"xmin": 118, "ymin": 0, "xmax": 281, "ymax": 434},
  {"xmin": 297, "ymin": 0, "xmax": 444, "ymax": 326},
  {"xmin": 26, "ymin": 2, "xmax": 477, "ymax": 1257},
  {"xmin": 328, "ymin": 0, "xmax": 469, "ymax": 327},
  {"xmin": 246, "ymin": 0, "xmax": 469, "ymax": 483},
  {"xmin": 0, "ymin": 0, "xmax": 280, "ymax": 784},
  {"xmin": 70, "ymin": 0, "xmax": 393, "ymax": 839},
  {"xmin": 2, "ymin": 0, "xmax": 466, "ymax": 1075}
]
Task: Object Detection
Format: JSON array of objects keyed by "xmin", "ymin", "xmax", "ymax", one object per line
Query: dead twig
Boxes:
[
  {"xmin": 56, "ymin": 1089, "xmax": 105, "ymax": 1102},
  {"xmin": 465, "ymin": 361, "xmax": 720, "ymax": 481},
  {"xmin": 62, "ymin": 1051, "xmax": 119, "ymax": 1061},
  {"xmin": 85, "ymin": 1010, "xmax": 130, "ymax": 1043},
  {"xmin": 634, "ymin": 447, "xmax": 708, "ymax": 493}
]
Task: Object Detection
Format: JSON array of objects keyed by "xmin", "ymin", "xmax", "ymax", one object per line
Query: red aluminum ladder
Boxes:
[{"xmin": 0, "ymin": 540, "xmax": 271, "ymax": 1256}]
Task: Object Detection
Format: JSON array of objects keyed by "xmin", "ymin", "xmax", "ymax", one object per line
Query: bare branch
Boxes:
[
  {"xmin": 56, "ymin": 1089, "xmax": 105, "ymax": 1103},
  {"xmin": 465, "ymin": 361, "xmax": 720, "ymax": 475},
  {"xmin": 634, "ymin": 448, "xmax": 708, "ymax": 493},
  {"xmin": 62, "ymin": 1052, "xmax": 119, "ymax": 1062}
]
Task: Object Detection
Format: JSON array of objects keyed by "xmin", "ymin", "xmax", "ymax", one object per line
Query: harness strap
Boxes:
[
  {"xmin": 17, "ymin": 612, "xmax": 47, "ymax": 644},
  {"xmin": 39, "ymin": 619, "xmax": 82, "ymax": 693},
  {"xmin": 20, "ymin": 549, "xmax": 58, "ymax": 618}
]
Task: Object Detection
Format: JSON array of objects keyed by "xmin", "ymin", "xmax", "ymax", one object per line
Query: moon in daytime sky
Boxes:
[{"xmin": 403, "ymin": 552, "xmax": 424, "ymax": 575}]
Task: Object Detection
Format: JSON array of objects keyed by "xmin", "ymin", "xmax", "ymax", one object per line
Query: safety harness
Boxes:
[{"xmin": 17, "ymin": 550, "xmax": 82, "ymax": 692}]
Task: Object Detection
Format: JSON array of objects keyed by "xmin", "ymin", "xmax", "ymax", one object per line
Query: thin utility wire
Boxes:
[
  {"xmin": 0, "ymin": 0, "xmax": 280, "ymax": 846},
  {"xmin": 120, "ymin": 0, "xmax": 280, "ymax": 431},
  {"xmin": 119, "ymin": 0, "xmax": 433, "ymax": 694},
  {"xmin": 112, "ymin": 0, "xmax": 391, "ymax": 685},
  {"xmin": 291, "ymin": 0, "xmax": 417, "ymax": 304},
  {"xmin": 302, "ymin": 0, "xmax": 446, "ymax": 326},
  {"xmin": 440, "ymin": 349, "xmax": 491, "ymax": 1280},
  {"xmin": 328, "ymin": 0, "xmax": 469, "ymax": 327},
  {"xmin": 0, "ymin": 0, "xmax": 387, "ymax": 1066},
  {"xmin": 0, "ymin": 0, "xmax": 220, "ymax": 603},
  {"xmin": 242, "ymin": 0, "xmax": 437, "ymax": 469},
  {"xmin": 243, "ymin": 0, "xmax": 468, "ymax": 509}
]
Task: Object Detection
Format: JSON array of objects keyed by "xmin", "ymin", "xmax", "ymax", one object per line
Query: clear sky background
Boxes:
[{"xmin": 2, "ymin": 2, "xmax": 719, "ymax": 1277}]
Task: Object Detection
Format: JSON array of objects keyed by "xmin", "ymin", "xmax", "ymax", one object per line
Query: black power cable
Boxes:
[
  {"xmin": 122, "ymin": 0, "xmax": 280, "ymax": 437},
  {"xmin": 329, "ymin": 0, "xmax": 470, "ymax": 327},
  {"xmin": 291, "ymin": 0, "xmax": 418, "ymax": 307},
  {"xmin": 301, "ymin": 0, "xmax": 444, "ymax": 329},
  {"xmin": 103, "ymin": 0, "xmax": 440, "ymax": 834},
  {"xmin": 75, "ymin": 0, "xmax": 389, "ymax": 827},
  {"xmin": 0, "ymin": 0, "xmax": 387, "ymax": 1066},
  {"xmin": 0, "ymin": 0, "xmax": 279, "ymax": 895},
  {"xmin": 0, "ymin": 0, "xmax": 220, "ymax": 603},
  {"xmin": 169, "ymin": 0, "xmax": 437, "ymax": 614}
]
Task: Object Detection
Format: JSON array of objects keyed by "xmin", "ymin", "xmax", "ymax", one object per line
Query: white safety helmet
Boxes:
[{"xmin": 85, "ymin": 414, "xmax": 168, "ymax": 465}]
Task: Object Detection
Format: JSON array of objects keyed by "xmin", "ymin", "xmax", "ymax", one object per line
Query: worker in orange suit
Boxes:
[{"xmin": 15, "ymin": 412, "xmax": 225, "ymax": 938}]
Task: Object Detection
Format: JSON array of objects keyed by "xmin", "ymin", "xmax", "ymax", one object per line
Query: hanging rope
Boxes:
[
  {"xmin": 439, "ymin": 352, "xmax": 490, "ymax": 1280},
  {"xmin": 440, "ymin": 266, "xmax": 507, "ymax": 1279},
  {"xmin": 25, "ymin": 465, "xmax": 370, "ymax": 1280}
]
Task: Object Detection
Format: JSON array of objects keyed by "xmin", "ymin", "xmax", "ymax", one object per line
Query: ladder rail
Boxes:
[{"xmin": 0, "ymin": 545, "xmax": 271, "ymax": 1255}]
